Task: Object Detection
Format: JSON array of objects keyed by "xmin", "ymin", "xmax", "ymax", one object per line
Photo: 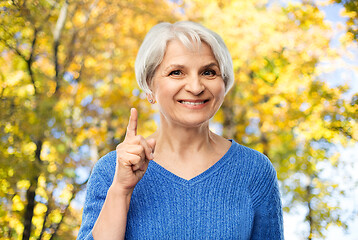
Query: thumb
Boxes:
[{"xmin": 146, "ymin": 138, "xmax": 156, "ymax": 153}]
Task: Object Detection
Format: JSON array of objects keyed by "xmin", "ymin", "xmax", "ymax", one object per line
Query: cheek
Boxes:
[
  {"xmin": 152, "ymin": 82, "xmax": 175, "ymax": 103},
  {"xmin": 212, "ymin": 81, "xmax": 226, "ymax": 99},
  {"xmin": 154, "ymin": 80, "xmax": 182, "ymax": 96}
]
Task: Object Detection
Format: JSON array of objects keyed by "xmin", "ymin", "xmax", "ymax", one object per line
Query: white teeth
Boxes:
[{"xmin": 181, "ymin": 101, "xmax": 205, "ymax": 105}]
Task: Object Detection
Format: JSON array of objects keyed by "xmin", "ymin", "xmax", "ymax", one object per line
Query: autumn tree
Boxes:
[
  {"xmin": 1, "ymin": 0, "xmax": 357, "ymax": 239},
  {"xmin": 183, "ymin": 0, "xmax": 357, "ymax": 238},
  {"xmin": 0, "ymin": 0, "xmax": 178, "ymax": 239}
]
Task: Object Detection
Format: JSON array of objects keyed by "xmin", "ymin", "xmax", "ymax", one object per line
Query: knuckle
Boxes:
[
  {"xmin": 134, "ymin": 135, "xmax": 144, "ymax": 144},
  {"xmin": 116, "ymin": 143, "xmax": 124, "ymax": 151},
  {"xmin": 117, "ymin": 155, "xmax": 127, "ymax": 166},
  {"xmin": 138, "ymin": 144, "xmax": 144, "ymax": 152},
  {"xmin": 132, "ymin": 135, "xmax": 141, "ymax": 143},
  {"xmin": 132, "ymin": 155, "xmax": 141, "ymax": 164}
]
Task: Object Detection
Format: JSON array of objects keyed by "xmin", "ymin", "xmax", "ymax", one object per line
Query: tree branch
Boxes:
[
  {"xmin": 27, "ymin": 26, "xmax": 39, "ymax": 95},
  {"xmin": 0, "ymin": 38, "xmax": 27, "ymax": 62},
  {"xmin": 63, "ymin": 0, "xmax": 99, "ymax": 73},
  {"xmin": 53, "ymin": 0, "xmax": 69, "ymax": 94}
]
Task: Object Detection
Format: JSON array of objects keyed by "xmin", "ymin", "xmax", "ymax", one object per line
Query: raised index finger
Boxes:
[{"xmin": 125, "ymin": 108, "xmax": 137, "ymax": 138}]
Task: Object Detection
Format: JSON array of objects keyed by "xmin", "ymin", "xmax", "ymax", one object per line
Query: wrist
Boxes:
[{"xmin": 108, "ymin": 183, "xmax": 133, "ymax": 207}]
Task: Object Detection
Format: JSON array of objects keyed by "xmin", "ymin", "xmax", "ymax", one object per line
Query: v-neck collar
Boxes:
[{"xmin": 148, "ymin": 140, "xmax": 236, "ymax": 186}]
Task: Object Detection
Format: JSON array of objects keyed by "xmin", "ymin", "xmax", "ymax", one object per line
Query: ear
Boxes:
[{"xmin": 146, "ymin": 93, "xmax": 156, "ymax": 104}]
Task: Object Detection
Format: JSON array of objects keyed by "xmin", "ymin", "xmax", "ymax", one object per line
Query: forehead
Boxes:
[{"xmin": 161, "ymin": 39, "xmax": 217, "ymax": 63}]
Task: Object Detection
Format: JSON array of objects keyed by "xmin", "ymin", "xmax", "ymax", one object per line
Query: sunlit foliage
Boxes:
[
  {"xmin": 333, "ymin": 0, "xmax": 358, "ymax": 42},
  {"xmin": 0, "ymin": 0, "xmax": 357, "ymax": 239},
  {"xmin": 0, "ymin": 0, "xmax": 177, "ymax": 239}
]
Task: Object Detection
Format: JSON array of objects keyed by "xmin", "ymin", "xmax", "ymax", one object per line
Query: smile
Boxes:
[
  {"xmin": 178, "ymin": 100, "xmax": 209, "ymax": 109},
  {"xmin": 180, "ymin": 101, "xmax": 205, "ymax": 105}
]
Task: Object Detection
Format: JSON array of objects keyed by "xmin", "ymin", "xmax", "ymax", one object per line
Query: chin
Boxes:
[
  {"xmin": 159, "ymin": 108, "xmax": 217, "ymax": 128},
  {"xmin": 175, "ymin": 116, "xmax": 212, "ymax": 128}
]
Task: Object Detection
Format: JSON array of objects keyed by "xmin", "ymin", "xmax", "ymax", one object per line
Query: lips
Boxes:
[
  {"xmin": 178, "ymin": 99, "xmax": 209, "ymax": 105},
  {"xmin": 177, "ymin": 99, "xmax": 210, "ymax": 109},
  {"xmin": 180, "ymin": 101, "xmax": 205, "ymax": 105}
]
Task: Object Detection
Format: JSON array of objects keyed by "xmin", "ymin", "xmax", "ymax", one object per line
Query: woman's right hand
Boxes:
[
  {"xmin": 93, "ymin": 108, "xmax": 154, "ymax": 239},
  {"xmin": 112, "ymin": 108, "xmax": 156, "ymax": 197}
]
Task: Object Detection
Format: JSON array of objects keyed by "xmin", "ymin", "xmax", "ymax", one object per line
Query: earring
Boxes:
[{"xmin": 147, "ymin": 93, "xmax": 156, "ymax": 104}]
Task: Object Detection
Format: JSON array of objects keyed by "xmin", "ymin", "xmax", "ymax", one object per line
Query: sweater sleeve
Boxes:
[
  {"xmin": 77, "ymin": 152, "xmax": 115, "ymax": 240},
  {"xmin": 250, "ymin": 155, "xmax": 284, "ymax": 240}
]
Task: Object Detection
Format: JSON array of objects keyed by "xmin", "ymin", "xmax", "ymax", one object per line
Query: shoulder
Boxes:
[
  {"xmin": 88, "ymin": 150, "xmax": 117, "ymax": 187},
  {"xmin": 229, "ymin": 140, "xmax": 278, "ymax": 201},
  {"xmin": 78, "ymin": 151, "xmax": 117, "ymax": 240},
  {"xmin": 93, "ymin": 150, "xmax": 117, "ymax": 172},
  {"xmin": 230, "ymin": 140, "xmax": 275, "ymax": 174}
]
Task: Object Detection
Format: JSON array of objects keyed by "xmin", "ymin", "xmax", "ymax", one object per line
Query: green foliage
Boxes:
[{"xmin": 334, "ymin": 0, "xmax": 358, "ymax": 41}]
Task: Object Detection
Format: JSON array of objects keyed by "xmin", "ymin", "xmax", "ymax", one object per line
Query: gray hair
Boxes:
[{"xmin": 134, "ymin": 21, "xmax": 234, "ymax": 95}]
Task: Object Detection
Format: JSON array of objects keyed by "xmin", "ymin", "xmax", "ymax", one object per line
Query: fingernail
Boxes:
[{"xmin": 150, "ymin": 153, "xmax": 154, "ymax": 160}]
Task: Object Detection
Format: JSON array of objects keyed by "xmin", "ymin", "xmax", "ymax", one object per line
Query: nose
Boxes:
[{"xmin": 184, "ymin": 75, "xmax": 205, "ymax": 95}]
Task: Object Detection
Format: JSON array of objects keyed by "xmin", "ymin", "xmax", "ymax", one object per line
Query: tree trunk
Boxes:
[
  {"xmin": 307, "ymin": 184, "xmax": 313, "ymax": 240},
  {"xmin": 53, "ymin": 0, "xmax": 69, "ymax": 94},
  {"xmin": 22, "ymin": 179, "xmax": 38, "ymax": 240},
  {"xmin": 22, "ymin": 140, "xmax": 42, "ymax": 240}
]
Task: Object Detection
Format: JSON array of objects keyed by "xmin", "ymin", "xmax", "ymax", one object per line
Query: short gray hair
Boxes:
[{"xmin": 135, "ymin": 21, "xmax": 234, "ymax": 95}]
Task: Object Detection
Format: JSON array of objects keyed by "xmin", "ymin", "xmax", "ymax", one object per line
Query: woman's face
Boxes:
[{"xmin": 150, "ymin": 39, "xmax": 226, "ymax": 128}]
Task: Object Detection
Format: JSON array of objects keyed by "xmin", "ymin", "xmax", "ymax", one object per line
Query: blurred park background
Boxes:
[{"xmin": 1, "ymin": 0, "xmax": 358, "ymax": 239}]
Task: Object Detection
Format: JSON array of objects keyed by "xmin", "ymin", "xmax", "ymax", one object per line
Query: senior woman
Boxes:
[{"xmin": 77, "ymin": 21, "xmax": 284, "ymax": 239}]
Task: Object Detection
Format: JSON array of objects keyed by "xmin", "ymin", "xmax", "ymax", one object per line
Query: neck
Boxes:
[
  {"xmin": 148, "ymin": 114, "xmax": 231, "ymax": 180},
  {"xmin": 152, "ymin": 116, "xmax": 217, "ymax": 156}
]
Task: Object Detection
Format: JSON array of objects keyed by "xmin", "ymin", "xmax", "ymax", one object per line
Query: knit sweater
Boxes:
[{"xmin": 77, "ymin": 140, "xmax": 284, "ymax": 240}]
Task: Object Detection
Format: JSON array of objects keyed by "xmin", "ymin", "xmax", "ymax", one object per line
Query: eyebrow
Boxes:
[
  {"xmin": 164, "ymin": 64, "xmax": 185, "ymax": 72},
  {"xmin": 201, "ymin": 62, "xmax": 219, "ymax": 69},
  {"xmin": 164, "ymin": 62, "xmax": 219, "ymax": 72}
]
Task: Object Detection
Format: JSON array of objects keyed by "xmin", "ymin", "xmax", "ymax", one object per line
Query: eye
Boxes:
[
  {"xmin": 169, "ymin": 70, "xmax": 182, "ymax": 76},
  {"xmin": 202, "ymin": 69, "xmax": 216, "ymax": 76}
]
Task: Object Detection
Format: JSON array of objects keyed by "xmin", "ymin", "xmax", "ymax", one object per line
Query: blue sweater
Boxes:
[{"xmin": 77, "ymin": 140, "xmax": 284, "ymax": 239}]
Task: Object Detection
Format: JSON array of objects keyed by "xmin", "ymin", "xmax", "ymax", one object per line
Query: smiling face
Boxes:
[{"xmin": 150, "ymin": 39, "xmax": 226, "ymax": 128}]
